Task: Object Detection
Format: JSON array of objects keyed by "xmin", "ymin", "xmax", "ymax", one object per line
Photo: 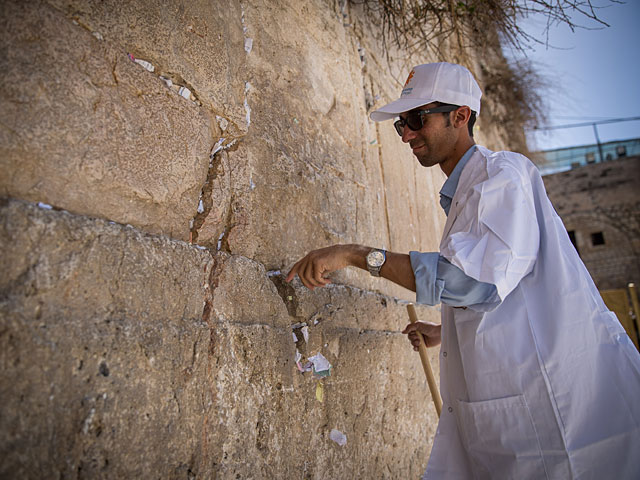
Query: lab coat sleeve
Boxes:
[
  {"xmin": 440, "ymin": 159, "xmax": 540, "ymax": 303},
  {"xmin": 410, "ymin": 251, "xmax": 499, "ymax": 311}
]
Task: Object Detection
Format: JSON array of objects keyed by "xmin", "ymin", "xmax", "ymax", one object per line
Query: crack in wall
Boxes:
[
  {"xmin": 240, "ymin": 4, "xmax": 253, "ymax": 131},
  {"xmin": 216, "ymin": 195, "xmax": 236, "ymax": 253},
  {"xmin": 189, "ymin": 135, "xmax": 241, "ymax": 248},
  {"xmin": 126, "ymin": 55, "xmax": 204, "ymax": 106},
  {"xmin": 65, "ymin": 13, "xmax": 204, "ymax": 107},
  {"xmin": 190, "ymin": 148, "xmax": 225, "ymax": 245},
  {"xmin": 111, "ymin": 56, "xmax": 119, "ymax": 85},
  {"xmin": 268, "ymin": 274, "xmax": 300, "ymax": 319},
  {"xmin": 202, "ymin": 254, "xmax": 226, "ymax": 357},
  {"xmin": 240, "ymin": 3, "xmax": 254, "ymax": 55},
  {"xmin": 201, "ymin": 317, "xmax": 408, "ymax": 338}
]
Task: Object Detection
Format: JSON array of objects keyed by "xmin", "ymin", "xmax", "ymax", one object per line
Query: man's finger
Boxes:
[
  {"xmin": 313, "ymin": 262, "xmax": 331, "ymax": 286},
  {"xmin": 293, "ymin": 258, "xmax": 314, "ymax": 288},
  {"xmin": 286, "ymin": 246, "xmax": 343, "ymax": 289},
  {"xmin": 300, "ymin": 260, "xmax": 316, "ymax": 289},
  {"xmin": 402, "ymin": 323, "xmax": 418, "ymax": 334},
  {"xmin": 285, "ymin": 269, "xmax": 296, "ymax": 282},
  {"xmin": 408, "ymin": 332, "xmax": 422, "ymax": 345},
  {"xmin": 302, "ymin": 257, "xmax": 321, "ymax": 288},
  {"xmin": 286, "ymin": 257, "xmax": 305, "ymax": 282}
]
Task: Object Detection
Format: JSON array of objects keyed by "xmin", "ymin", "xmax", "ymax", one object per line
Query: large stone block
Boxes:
[
  {"xmin": 1, "ymin": 0, "xmax": 451, "ymax": 301},
  {"xmin": 45, "ymin": 0, "xmax": 248, "ymax": 134},
  {"xmin": 0, "ymin": 198, "xmax": 214, "ymax": 477},
  {"xmin": 189, "ymin": 0, "xmax": 379, "ymax": 260},
  {"xmin": 0, "ymin": 199, "xmax": 440, "ymax": 478},
  {"xmin": 184, "ymin": 0, "xmax": 449, "ymax": 303},
  {"xmin": 204, "ymin": 319, "xmax": 438, "ymax": 479},
  {"xmin": 0, "ymin": 0, "xmax": 213, "ymax": 240}
]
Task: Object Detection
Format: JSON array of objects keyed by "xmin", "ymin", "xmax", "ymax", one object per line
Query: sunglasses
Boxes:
[{"xmin": 393, "ymin": 105, "xmax": 459, "ymax": 136}]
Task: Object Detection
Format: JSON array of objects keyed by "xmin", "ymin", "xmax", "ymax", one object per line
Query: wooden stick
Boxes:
[
  {"xmin": 407, "ymin": 304, "xmax": 442, "ymax": 416},
  {"xmin": 628, "ymin": 283, "xmax": 640, "ymax": 345}
]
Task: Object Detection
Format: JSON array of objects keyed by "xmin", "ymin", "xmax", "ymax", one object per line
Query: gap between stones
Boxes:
[{"xmin": 190, "ymin": 148, "xmax": 225, "ymax": 246}]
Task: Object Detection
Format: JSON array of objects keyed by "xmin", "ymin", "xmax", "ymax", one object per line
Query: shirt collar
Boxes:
[{"xmin": 439, "ymin": 145, "xmax": 476, "ymax": 215}]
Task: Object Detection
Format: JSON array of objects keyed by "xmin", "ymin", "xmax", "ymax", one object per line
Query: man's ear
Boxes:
[{"xmin": 453, "ymin": 106, "xmax": 471, "ymax": 129}]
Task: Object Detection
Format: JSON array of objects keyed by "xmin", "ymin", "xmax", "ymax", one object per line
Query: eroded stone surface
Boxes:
[
  {"xmin": 0, "ymin": 0, "xmax": 479, "ymax": 303},
  {"xmin": 45, "ymin": 0, "xmax": 248, "ymax": 135},
  {"xmin": 1, "ymin": 0, "xmax": 515, "ymax": 297},
  {"xmin": 0, "ymin": 199, "xmax": 440, "ymax": 478},
  {"xmin": 0, "ymin": 0, "xmax": 213, "ymax": 240},
  {"xmin": 0, "ymin": 0, "xmax": 518, "ymax": 476},
  {"xmin": 0, "ymin": 199, "xmax": 213, "ymax": 477}
]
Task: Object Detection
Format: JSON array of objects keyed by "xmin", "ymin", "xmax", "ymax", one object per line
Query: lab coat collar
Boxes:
[
  {"xmin": 440, "ymin": 146, "xmax": 489, "ymax": 242},
  {"xmin": 439, "ymin": 145, "xmax": 477, "ymax": 216}
]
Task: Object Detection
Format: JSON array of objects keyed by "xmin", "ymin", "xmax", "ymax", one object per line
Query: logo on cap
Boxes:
[{"xmin": 404, "ymin": 70, "xmax": 415, "ymax": 87}]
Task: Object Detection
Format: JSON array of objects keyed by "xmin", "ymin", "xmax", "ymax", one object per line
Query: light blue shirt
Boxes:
[
  {"xmin": 439, "ymin": 145, "xmax": 476, "ymax": 215},
  {"xmin": 410, "ymin": 145, "xmax": 498, "ymax": 308}
]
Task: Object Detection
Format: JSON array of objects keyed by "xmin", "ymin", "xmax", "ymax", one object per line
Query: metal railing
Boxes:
[{"xmin": 535, "ymin": 137, "xmax": 640, "ymax": 175}]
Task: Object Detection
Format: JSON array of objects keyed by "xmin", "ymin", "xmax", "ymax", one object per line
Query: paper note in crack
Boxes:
[
  {"xmin": 308, "ymin": 352, "xmax": 331, "ymax": 378},
  {"xmin": 330, "ymin": 429, "xmax": 347, "ymax": 446}
]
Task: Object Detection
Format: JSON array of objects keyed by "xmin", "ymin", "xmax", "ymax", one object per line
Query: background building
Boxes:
[
  {"xmin": 541, "ymin": 139, "xmax": 640, "ymax": 290},
  {"xmin": 540, "ymin": 139, "xmax": 640, "ymax": 347},
  {"xmin": 538, "ymin": 137, "xmax": 640, "ymax": 176}
]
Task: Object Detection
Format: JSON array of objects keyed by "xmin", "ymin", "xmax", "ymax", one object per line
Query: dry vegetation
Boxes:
[
  {"xmin": 351, "ymin": 0, "xmax": 616, "ymax": 57},
  {"xmin": 351, "ymin": 0, "xmax": 618, "ymax": 153}
]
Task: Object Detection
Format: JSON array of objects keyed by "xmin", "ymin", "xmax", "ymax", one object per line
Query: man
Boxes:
[{"xmin": 286, "ymin": 62, "xmax": 640, "ymax": 479}]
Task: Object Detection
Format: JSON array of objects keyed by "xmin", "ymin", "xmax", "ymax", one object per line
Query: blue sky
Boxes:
[{"xmin": 512, "ymin": 1, "xmax": 640, "ymax": 151}]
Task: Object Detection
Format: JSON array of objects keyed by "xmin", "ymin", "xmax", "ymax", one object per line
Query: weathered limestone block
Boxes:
[
  {"xmin": 45, "ymin": 0, "xmax": 248, "ymax": 134},
  {"xmin": 208, "ymin": 252, "xmax": 291, "ymax": 329},
  {"xmin": 0, "ymin": 199, "xmax": 440, "ymax": 478},
  {"xmin": 192, "ymin": 149, "xmax": 233, "ymax": 251},
  {"xmin": 1, "ymin": 0, "xmax": 451, "ymax": 302},
  {"xmin": 0, "ymin": 0, "xmax": 213, "ymax": 240},
  {"xmin": 190, "ymin": 0, "xmax": 378, "ymax": 262},
  {"xmin": 205, "ymin": 319, "xmax": 439, "ymax": 479},
  {"xmin": 188, "ymin": 0, "xmax": 449, "ymax": 304},
  {"xmin": 0, "ymin": 199, "xmax": 214, "ymax": 478}
]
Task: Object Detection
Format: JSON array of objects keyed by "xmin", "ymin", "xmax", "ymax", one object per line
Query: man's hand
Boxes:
[
  {"xmin": 402, "ymin": 321, "xmax": 442, "ymax": 350},
  {"xmin": 286, "ymin": 244, "xmax": 365, "ymax": 290}
]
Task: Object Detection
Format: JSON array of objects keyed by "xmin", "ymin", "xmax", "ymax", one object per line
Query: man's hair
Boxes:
[{"xmin": 435, "ymin": 102, "xmax": 476, "ymax": 138}]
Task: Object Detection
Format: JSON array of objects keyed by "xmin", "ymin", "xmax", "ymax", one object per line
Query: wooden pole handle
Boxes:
[{"xmin": 407, "ymin": 304, "xmax": 442, "ymax": 417}]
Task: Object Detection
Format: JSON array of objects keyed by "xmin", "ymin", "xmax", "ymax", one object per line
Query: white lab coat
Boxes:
[{"xmin": 423, "ymin": 146, "xmax": 640, "ymax": 479}]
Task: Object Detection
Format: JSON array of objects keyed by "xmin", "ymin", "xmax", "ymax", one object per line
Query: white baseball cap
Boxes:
[{"xmin": 370, "ymin": 62, "xmax": 482, "ymax": 122}]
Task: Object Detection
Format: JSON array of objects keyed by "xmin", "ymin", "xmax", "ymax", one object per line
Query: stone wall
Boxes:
[
  {"xmin": 542, "ymin": 155, "xmax": 640, "ymax": 290},
  {"xmin": 1, "ymin": 0, "xmax": 517, "ymax": 477},
  {"xmin": 1, "ymin": 199, "xmax": 439, "ymax": 478}
]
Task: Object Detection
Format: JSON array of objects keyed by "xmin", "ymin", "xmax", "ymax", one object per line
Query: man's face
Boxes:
[{"xmin": 398, "ymin": 103, "xmax": 457, "ymax": 168}]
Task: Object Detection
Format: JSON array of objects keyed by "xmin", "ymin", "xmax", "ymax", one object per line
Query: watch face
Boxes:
[{"xmin": 368, "ymin": 250, "xmax": 385, "ymax": 267}]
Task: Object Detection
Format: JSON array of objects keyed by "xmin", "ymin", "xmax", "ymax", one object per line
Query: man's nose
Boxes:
[{"xmin": 401, "ymin": 125, "xmax": 417, "ymax": 143}]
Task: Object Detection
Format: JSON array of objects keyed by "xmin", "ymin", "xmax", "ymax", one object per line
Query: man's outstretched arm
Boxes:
[
  {"xmin": 286, "ymin": 244, "xmax": 440, "ymax": 349},
  {"xmin": 286, "ymin": 245, "xmax": 498, "ymax": 310},
  {"xmin": 285, "ymin": 244, "xmax": 416, "ymax": 292}
]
